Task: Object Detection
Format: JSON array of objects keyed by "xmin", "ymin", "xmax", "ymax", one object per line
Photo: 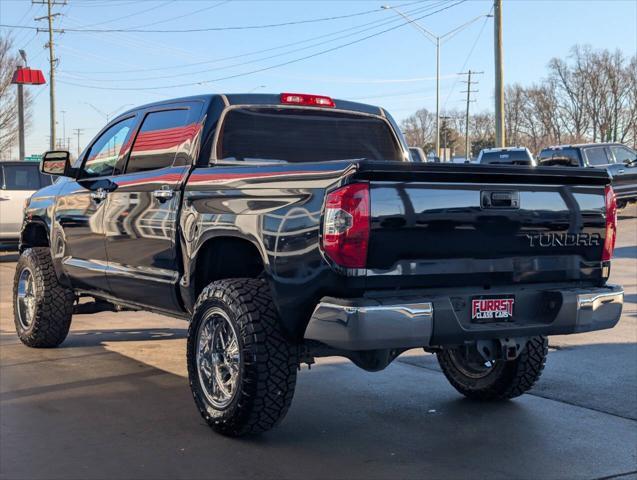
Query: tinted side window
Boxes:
[
  {"xmin": 83, "ymin": 117, "xmax": 136, "ymax": 178},
  {"xmin": 610, "ymin": 146, "xmax": 636, "ymax": 164},
  {"xmin": 585, "ymin": 147, "xmax": 610, "ymax": 166},
  {"xmin": 126, "ymin": 109, "xmax": 192, "ymax": 173},
  {"xmin": 2, "ymin": 164, "xmax": 42, "ymax": 190}
]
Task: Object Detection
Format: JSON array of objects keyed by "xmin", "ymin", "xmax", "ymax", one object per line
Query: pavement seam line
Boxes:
[
  {"xmin": 593, "ymin": 470, "xmax": 637, "ymax": 480},
  {"xmin": 396, "ymin": 357, "xmax": 637, "ymax": 423}
]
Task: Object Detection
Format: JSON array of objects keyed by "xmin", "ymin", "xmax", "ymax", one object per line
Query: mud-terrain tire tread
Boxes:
[
  {"xmin": 437, "ymin": 336, "xmax": 548, "ymax": 400},
  {"xmin": 13, "ymin": 247, "xmax": 75, "ymax": 348},
  {"xmin": 187, "ymin": 278, "xmax": 297, "ymax": 437}
]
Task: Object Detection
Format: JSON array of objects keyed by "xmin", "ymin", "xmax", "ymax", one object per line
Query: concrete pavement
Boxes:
[{"xmin": 1, "ymin": 206, "xmax": 636, "ymax": 480}]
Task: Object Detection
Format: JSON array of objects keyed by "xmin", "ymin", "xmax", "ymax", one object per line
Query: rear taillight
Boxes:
[
  {"xmin": 602, "ymin": 185, "xmax": 617, "ymax": 261},
  {"xmin": 322, "ymin": 183, "xmax": 370, "ymax": 268}
]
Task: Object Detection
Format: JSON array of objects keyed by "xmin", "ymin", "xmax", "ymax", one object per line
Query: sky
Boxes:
[{"xmin": 1, "ymin": 0, "xmax": 636, "ymax": 156}]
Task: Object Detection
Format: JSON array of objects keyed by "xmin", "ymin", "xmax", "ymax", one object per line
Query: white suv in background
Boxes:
[
  {"xmin": 476, "ymin": 147, "xmax": 536, "ymax": 166},
  {"xmin": 0, "ymin": 161, "xmax": 53, "ymax": 248}
]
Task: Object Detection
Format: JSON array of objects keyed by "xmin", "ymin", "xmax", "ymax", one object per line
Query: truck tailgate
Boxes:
[{"xmin": 353, "ymin": 162, "xmax": 611, "ymax": 288}]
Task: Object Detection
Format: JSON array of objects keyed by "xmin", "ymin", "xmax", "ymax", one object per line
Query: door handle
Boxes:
[
  {"xmin": 481, "ymin": 190, "xmax": 520, "ymax": 209},
  {"xmin": 152, "ymin": 186, "xmax": 174, "ymax": 202},
  {"xmin": 90, "ymin": 188, "xmax": 108, "ymax": 202},
  {"xmin": 617, "ymin": 169, "xmax": 625, "ymax": 174}
]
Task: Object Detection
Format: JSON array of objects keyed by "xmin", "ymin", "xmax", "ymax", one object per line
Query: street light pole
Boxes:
[
  {"xmin": 435, "ymin": 37, "xmax": 440, "ymax": 158},
  {"xmin": 381, "ymin": 6, "xmax": 491, "ymax": 161},
  {"xmin": 84, "ymin": 102, "xmax": 133, "ymax": 123}
]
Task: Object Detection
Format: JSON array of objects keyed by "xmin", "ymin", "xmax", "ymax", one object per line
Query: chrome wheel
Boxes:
[
  {"xmin": 16, "ymin": 268, "xmax": 36, "ymax": 330},
  {"xmin": 196, "ymin": 307, "xmax": 241, "ymax": 409},
  {"xmin": 447, "ymin": 345, "xmax": 497, "ymax": 379}
]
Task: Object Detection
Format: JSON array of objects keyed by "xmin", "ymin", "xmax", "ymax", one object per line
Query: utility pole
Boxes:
[
  {"xmin": 34, "ymin": 0, "xmax": 66, "ymax": 150},
  {"xmin": 61, "ymin": 109, "xmax": 66, "ymax": 148},
  {"xmin": 494, "ymin": 0, "xmax": 505, "ymax": 147},
  {"xmin": 459, "ymin": 70, "xmax": 483, "ymax": 161},
  {"xmin": 73, "ymin": 128, "xmax": 84, "ymax": 157}
]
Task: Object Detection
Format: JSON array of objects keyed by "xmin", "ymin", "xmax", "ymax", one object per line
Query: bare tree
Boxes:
[
  {"xmin": 505, "ymin": 84, "xmax": 526, "ymax": 146},
  {"xmin": 401, "ymin": 108, "xmax": 436, "ymax": 153},
  {"xmin": 548, "ymin": 47, "xmax": 590, "ymax": 143},
  {"xmin": 0, "ymin": 35, "xmax": 33, "ymax": 159},
  {"xmin": 402, "ymin": 45, "xmax": 636, "ymax": 155}
]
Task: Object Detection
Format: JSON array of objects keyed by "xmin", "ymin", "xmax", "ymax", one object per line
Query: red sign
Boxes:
[
  {"xmin": 471, "ymin": 298, "xmax": 515, "ymax": 320},
  {"xmin": 11, "ymin": 67, "xmax": 46, "ymax": 85}
]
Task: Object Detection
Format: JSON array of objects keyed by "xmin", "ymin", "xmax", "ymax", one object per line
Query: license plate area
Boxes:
[{"xmin": 471, "ymin": 295, "xmax": 515, "ymax": 323}]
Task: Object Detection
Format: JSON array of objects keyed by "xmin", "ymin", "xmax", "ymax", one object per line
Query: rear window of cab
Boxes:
[{"xmin": 217, "ymin": 107, "xmax": 403, "ymax": 163}]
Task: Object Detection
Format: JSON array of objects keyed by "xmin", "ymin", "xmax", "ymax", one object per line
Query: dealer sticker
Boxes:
[{"xmin": 471, "ymin": 297, "xmax": 515, "ymax": 321}]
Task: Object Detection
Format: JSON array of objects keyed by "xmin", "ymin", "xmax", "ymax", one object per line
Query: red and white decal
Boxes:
[{"xmin": 471, "ymin": 298, "xmax": 515, "ymax": 320}]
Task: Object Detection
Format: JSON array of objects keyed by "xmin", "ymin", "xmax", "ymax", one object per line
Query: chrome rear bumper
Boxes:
[{"xmin": 304, "ymin": 285, "xmax": 623, "ymax": 350}]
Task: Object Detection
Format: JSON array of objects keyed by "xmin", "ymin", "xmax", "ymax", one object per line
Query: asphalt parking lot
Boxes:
[{"xmin": 1, "ymin": 206, "xmax": 635, "ymax": 480}]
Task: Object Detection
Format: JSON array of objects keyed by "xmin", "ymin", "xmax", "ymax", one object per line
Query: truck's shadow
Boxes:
[
  {"xmin": 2, "ymin": 338, "xmax": 636, "ymax": 479},
  {"xmin": 63, "ymin": 327, "xmax": 187, "ymax": 347}
]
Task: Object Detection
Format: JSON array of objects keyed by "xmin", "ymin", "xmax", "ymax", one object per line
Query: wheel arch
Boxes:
[
  {"xmin": 20, "ymin": 219, "xmax": 50, "ymax": 252},
  {"xmin": 183, "ymin": 235, "xmax": 269, "ymax": 312}
]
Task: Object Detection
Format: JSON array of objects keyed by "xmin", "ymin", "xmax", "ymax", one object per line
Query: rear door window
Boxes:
[
  {"xmin": 610, "ymin": 145, "xmax": 636, "ymax": 164},
  {"xmin": 584, "ymin": 147, "xmax": 611, "ymax": 166},
  {"xmin": 126, "ymin": 108, "xmax": 194, "ymax": 173},
  {"xmin": 1, "ymin": 164, "xmax": 43, "ymax": 190},
  {"xmin": 217, "ymin": 108, "xmax": 402, "ymax": 163}
]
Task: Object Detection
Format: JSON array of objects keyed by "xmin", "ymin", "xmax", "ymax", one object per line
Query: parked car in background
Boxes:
[
  {"xmin": 409, "ymin": 147, "xmax": 427, "ymax": 162},
  {"xmin": 477, "ymin": 147, "xmax": 536, "ymax": 166},
  {"xmin": 538, "ymin": 143, "xmax": 637, "ymax": 208},
  {"xmin": 0, "ymin": 161, "xmax": 53, "ymax": 248}
]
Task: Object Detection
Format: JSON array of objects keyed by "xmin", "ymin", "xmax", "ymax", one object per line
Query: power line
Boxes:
[
  {"xmin": 127, "ymin": 0, "xmax": 230, "ymax": 29},
  {"xmin": 55, "ymin": 1, "xmax": 466, "ymax": 91},
  {"xmin": 58, "ymin": 1, "xmax": 447, "ymax": 75},
  {"xmin": 59, "ymin": 2, "xmax": 452, "ymax": 83},
  {"xmin": 442, "ymin": 9, "xmax": 491, "ymax": 111},
  {"xmin": 79, "ymin": 0, "xmax": 174, "ymax": 29},
  {"xmin": 33, "ymin": 0, "xmax": 66, "ymax": 150},
  {"xmin": 1, "ymin": 0, "xmax": 426, "ymax": 33}
]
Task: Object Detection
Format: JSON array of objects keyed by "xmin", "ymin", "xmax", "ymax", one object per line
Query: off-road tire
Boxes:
[
  {"xmin": 187, "ymin": 278, "xmax": 298, "ymax": 437},
  {"xmin": 13, "ymin": 247, "xmax": 75, "ymax": 348},
  {"xmin": 437, "ymin": 336, "xmax": 548, "ymax": 400}
]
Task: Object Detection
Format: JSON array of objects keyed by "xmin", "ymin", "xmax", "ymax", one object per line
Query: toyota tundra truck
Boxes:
[{"xmin": 14, "ymin": 93, "xmax": 623, "ymax": 437}]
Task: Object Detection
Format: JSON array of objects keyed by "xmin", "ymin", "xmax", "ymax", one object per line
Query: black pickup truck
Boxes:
[
  {"xmin": 15, "ymin": 93, "xmax": 623, "ymax": 436},
  {"xmin": 537, "ymin": 143, "xmax": 637, "ymax": 208}
]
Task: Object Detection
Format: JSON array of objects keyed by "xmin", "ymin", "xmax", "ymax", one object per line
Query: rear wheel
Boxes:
[
  {"xmin": 187, "ymin": 278, "xmax": 298, "ymax": 437},
  {"xmin": 13, "ymin": 247, "xmax": 75, "ymax": 348},
  {"xmin": 436, "ymin": 336, "xmax": 548, "ymax": 400}
]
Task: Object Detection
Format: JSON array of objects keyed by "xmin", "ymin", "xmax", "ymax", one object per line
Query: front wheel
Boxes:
[
  {"xmin": 13, "ymin": 247, "xmax": 75, "ymax": 348},
  {"xmin": 436, "ymin": 336, "xmax": 548, "ymax": 400},
  {"xmin": 187, "ymin": 278, "xmax": 298, "ymax": 437}
]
